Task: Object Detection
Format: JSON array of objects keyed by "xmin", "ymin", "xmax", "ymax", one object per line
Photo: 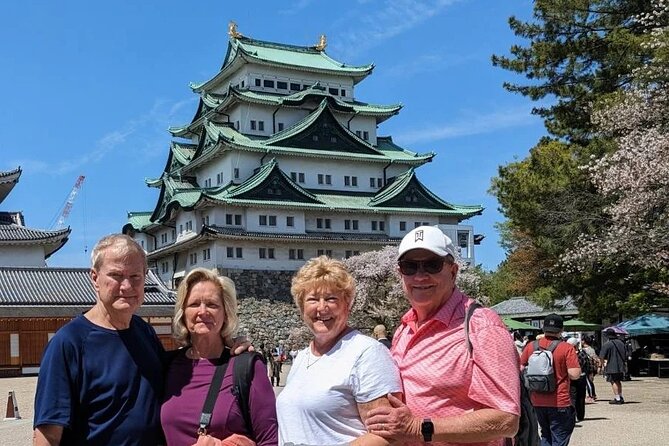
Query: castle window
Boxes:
[
  {"xmin": 250, "ymin": 120, "xmax": 257, "ymax": 130},
  {"xmin": 329, "ymin": 87, "xmax": 338, "ymax": 95},
  {"xmin": 341, "ymin": 89, "xmax": 346, "ymax": 97},
  {"xmin": 236, "ymin": 247, "xmax": 243, "ymax": 258},
  {"xmin": 278, "ymin": 122, "xmax": 284, "ymax": 131},
  {"xmin": 259, "ymin": 215, "xmax": 268, "ymax": 226},
  {"xmin": 318, "ymin": 174, "xmax": 324, "ymax": 185},
  {"xmin": 277, "ymin": 81, "xmax": 287, "ymax": 90},
  {"xmin": 290, "ymin": 82, "xmax": 301, "ymax": 91},
  {"xmin": 268, "ymin": 248, "xmax": 275, "ymax": 259},
  {"xmin": 400, "ymin": 221, "xmax": 406, "ymax": 231},
  {"xmin": 259, "ymin": 248, "xmax": 266, "ymax": 259},
  {"xmin": 263, "ymin": 79, "xmax": 275, "ymax": 88},
  {"xmin": 269, "ymin": 215, "xmax": 277, "ymax": 226},
  {"xmin": 258, "ymin": 121, "xmax": 265, "ymax": 131},
  {"xmin": 235, "ymin": 214, "xmax": 242, "ymax": 225},
  {"xmin": 227, "ymin": 247, "xmax": 234, "ymax": 258},
  {"xmin": 325, "ymin": 175, "xmax": 331, "ymax": 185},
  {"xmin": 203, "ymin": 248, "xmax": 211, "ymax": 261},
  {"xmin": 286, "ymin": 216, "xmax": 294, "ymax": 227},
  {"xmin": 363, "ymin": 131, "xmax": 369, "ymax": 141},
  {"xmin": 234, "ymin": 168, "xmax": 240, "ymax": 179},
  {"xmin": 255, "ymin": 78, "xmax": 261, "ymax": 87}
]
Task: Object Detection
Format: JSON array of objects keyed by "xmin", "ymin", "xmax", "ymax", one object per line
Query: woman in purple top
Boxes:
[{"xmin": 161, "ymin": 268, "xmax": 278, "ymax": 446}]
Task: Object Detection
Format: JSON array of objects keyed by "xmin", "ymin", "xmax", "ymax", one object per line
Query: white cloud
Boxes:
[
  {"xmin": 7, "ymin": 97, "xmax": 196, "ymax": 176},
  {"xmin": 393, "ymin": 105, "xmax": 539, "ymax": 144},
  {"xmin": 332, "ymin": 0, "xmax": 462, "ymax": 58},
  {"xmin": 382, "ymin": 52, "xmax": 482, "ymax": 78}
]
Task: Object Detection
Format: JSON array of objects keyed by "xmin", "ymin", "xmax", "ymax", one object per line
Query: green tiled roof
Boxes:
[
  {"xmin": 143, "ymin": 159, "xmax": 481, "ymax": 224},
  {"xmin": 207, "ymin": 85, "xmax": 400, "ymax": 116},
  {"xmin": 172, "ymin": 85, "xmax": 401, "ymax": 138},
  {"xmin": 191, "ymin": 36, "xmax": 373, "ymax": 92},
  {"xmin": 125, "ymin": 212, "xmax": 155, "ymax": 232},
  {"xmin": 222, "ymin": 159, "xmax": 320, "ymax": 203},
  {"xmin": 178, "ymin": 116, "xmax": 432, "ymax": 172}
]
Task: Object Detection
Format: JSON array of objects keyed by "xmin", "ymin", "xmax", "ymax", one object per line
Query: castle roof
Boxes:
[{"xmin": 191, "ymin": 35, "xmax": 373, "ymax": 93}]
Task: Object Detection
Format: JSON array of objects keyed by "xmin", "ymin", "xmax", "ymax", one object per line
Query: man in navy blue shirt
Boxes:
[{"xmin": 33, "ymin": 234, "xmax": 164, "ymax": 446}]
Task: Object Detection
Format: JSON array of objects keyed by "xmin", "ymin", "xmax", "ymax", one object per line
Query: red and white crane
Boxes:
[{"xmin": 53, "ymin": 175, "xmax": 85, "ymax": 230}]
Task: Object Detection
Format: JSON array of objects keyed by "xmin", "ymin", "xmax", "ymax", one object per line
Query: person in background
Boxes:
[
  {"xmin": 520, "ymin": 314, "xmax": 580, "ymax": 446},
  {"xmin": 33, "ymin": 235, "xmax": 164, "ymax": 446},
  {"xmin": 161, "ymin": 268, "xmax": 277, "ymax": 446},
  {"xmin": 270, "ymin": 344, "xmax": 284, "ymax": 386},
  {"xmin": 366, "ymin": 226, "xmax": 520, "ymax": 446},
  {"xmin": 566, "ymin": 337, "xmax": 587, "ymax": 422},
  {"xmin": 373, "ymin": 324, "xmax": 392, "ymax": 349},
  {"xmin": 276, "ymin": 256, "xmax": 401, "ymax": 446},
  {"xmin": 513, "ymin": 331, "xmax": 526, "ymax": 355},
  {"xmin": 581, "ymin": 336, "xmax": 599, "ymax": 403},
  {"xmin": 600, "ymin": 328, "xmax": 627, "ymax": 404},
  {"xmin": 289, "ymin": 345, "xmax": 299, "ymax": 362}
]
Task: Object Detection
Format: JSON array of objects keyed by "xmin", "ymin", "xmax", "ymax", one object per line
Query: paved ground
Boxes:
[{"xmin": 1, "ymin": 372, "xmax": 667, "ymax": 445}]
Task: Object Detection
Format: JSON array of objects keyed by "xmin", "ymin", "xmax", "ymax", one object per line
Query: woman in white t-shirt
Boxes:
[{"xmin": 276, "ymin": 256, "xmax": 402, "ymax": 446}]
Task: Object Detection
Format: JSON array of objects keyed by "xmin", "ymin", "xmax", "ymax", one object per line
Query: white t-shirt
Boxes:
[{"xmin": 276, "ymin": 329, "xmax": 402, "ymax": 446}]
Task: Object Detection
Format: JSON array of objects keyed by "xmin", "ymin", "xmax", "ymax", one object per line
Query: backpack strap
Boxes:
[
  {"xmin": 232, "ymin": 351, "xmax": 262, "ymax": 440},
  {"xmin": 532, "ymin": 340, "xmax": 541, "ymax": 352},
  {"xmin": 546, "ymin": 339, "xmax": 561, "ymax": 352},
  {"xmin": 464, "ymin": 302, "xmax": 483, "ymax": 355}
]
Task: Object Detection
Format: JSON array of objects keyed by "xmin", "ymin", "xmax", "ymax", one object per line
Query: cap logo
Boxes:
[{"xmin": 415, "ymin": 230, "xmax": 424, "ymax": 242}]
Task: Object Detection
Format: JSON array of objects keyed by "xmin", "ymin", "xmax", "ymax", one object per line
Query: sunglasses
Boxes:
[{"xmin": 398, "ymin": 258, "xmax": 447, "ymax": 275}]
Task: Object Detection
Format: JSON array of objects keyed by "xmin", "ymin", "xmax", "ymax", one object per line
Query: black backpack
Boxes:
[{"xmin": 465, "ymin": 303, "xmax": 540, "ymax": 446}]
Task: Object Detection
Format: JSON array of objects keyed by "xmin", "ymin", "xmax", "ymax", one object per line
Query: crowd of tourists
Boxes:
[{"xmin": 29, "ymin": 227, "xmax": 629, "ymax": 446}]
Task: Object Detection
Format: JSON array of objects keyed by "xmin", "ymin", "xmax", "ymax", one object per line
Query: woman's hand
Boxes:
[
  {"xmin": 191, "ymin": 434, "xmax": 222, "ymax": 446},
  {"xmin": 191, "ymin": 433, "xmax": 256, "ymax": 446},
  {"xmin": 227, "ymin": 336, "xmax": 255, "ymax": 356},
  {"xmin": 220, "ymin": 433, "xmax": 256, "ymax": 446}
]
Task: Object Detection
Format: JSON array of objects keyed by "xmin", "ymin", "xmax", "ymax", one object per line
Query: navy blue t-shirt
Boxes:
[{"xmin": 34, "ymin": 314, "xmax": 165, "ymax": 446}]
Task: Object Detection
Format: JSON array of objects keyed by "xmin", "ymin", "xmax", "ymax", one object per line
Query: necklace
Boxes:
[{"xmin": 306, "ymin": 349, "xmax": 323, "ymax": 369}]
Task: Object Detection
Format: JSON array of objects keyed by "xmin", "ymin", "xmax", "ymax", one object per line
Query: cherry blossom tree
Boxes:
[{"xmin": 563, "ymin": 0, "xmax": 669, "ymax": 297}]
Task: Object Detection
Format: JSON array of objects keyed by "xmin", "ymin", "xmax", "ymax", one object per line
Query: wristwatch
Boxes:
[{"xmin": 421, "ymin": 418, "xmax": 434, "ymax": 442}]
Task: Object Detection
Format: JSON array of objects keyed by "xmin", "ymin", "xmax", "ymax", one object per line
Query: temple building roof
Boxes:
[
  {"xmin": 0, "ymin": 267, "xmax": 174, "ymax": 306},
  {"xmin": 191, "ymin": 35, "xmax": 374, "ymax": 93},
  {"xmin": 0, "ymin": 167, "xmax": 22, "ymax": 205},
  {"xmin": 135, "ymin": 159, "xmax": 482, "ymax": 226},
  {"xmin": 0, "ymin": 215, "xmax": 71, "ymax": 259},
  {"xmin": 170, "ymin": 85, "xmax": 402, "ymax": 137}
]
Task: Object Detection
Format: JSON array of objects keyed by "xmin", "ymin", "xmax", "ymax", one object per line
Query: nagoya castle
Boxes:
[{"xmin": 124, "ymin": 23, "xmax": 483, "ymax": 298}]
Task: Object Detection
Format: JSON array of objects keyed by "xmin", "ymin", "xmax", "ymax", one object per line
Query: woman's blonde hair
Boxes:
[
  {"xmin": 172, "ymin": 268, "xmax": 239, "ymax": 346},
  {"xmin": 290, "ymin": 256, "xmax": 355, "ymax": 313}
]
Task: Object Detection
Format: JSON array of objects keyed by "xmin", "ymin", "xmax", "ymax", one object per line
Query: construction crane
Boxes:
[{"xmin": 52, "ymin": 175, "xmax": 85, "ymax": 230}]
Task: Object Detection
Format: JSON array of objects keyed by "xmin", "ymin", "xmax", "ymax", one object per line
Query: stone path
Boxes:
[{"xmin": 1, "ymin": 372, "xmax": 667, "ymax": 445}]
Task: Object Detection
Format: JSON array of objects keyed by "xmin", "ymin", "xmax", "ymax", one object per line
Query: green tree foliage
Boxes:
[
  {"xmin": 492, "ymin": 0, "xmax": 653, "ymax": 143},
  {"xmin": 489, "ymin": 1, "xmax": 659, "ymax": 317}
]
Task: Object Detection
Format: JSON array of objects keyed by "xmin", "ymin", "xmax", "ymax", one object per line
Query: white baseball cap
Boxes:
[{"xmin": 397, "ymin": 226, "xmax": 458, "ymax": 260}]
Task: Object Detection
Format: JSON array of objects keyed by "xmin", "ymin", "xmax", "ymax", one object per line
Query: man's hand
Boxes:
[
  {"xmin": 227, "ymin": 336, "xmax": 254, "ymax": 356},
  {"xmin": 364, "ymin": 394, "xmax": 421, "ymax": 440}
]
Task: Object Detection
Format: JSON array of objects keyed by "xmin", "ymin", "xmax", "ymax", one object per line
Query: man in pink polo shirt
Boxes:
[{"xmin": 366, "ymin": 226, "xmax": 520, "ymax": 445}]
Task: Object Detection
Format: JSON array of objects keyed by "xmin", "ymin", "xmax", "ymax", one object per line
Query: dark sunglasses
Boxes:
[{"xmin": 398, "ymin": 258, "xmax": 446, "ymax": 275}]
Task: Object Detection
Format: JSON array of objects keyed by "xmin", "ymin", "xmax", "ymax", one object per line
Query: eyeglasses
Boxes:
[{"xmin": 398, "ymin": 258, "xmax": 447, "ymax": 275}]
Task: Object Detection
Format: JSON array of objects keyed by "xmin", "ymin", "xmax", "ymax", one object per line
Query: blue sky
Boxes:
[{"xmin": 1, "ymin": 0, "xmax": 545, "ymax": 271}]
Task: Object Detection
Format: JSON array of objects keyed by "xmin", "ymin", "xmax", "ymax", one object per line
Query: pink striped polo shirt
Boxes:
[{"xmin": 391, "ymin": 289, "xmax": 520, "ymax": 446}]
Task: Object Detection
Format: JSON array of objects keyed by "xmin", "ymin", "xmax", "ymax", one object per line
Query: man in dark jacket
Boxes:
[{"xmin": 600, "ymin": 328, "xmax": 627, "ymax": 404}]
